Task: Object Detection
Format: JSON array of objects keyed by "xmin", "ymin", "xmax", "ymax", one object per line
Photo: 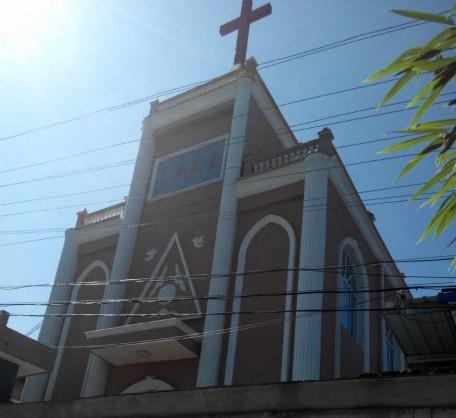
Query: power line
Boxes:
[
  {"xmin": 7, "ymin": 305, "xmax": 453, "ymax": 319},
  {"xmin": 1, "ymin": 256, "xmax": 454, "ymax": 291},
  {"xmin": 257, "ymin": 20, "xmax": 429, "ymax": 70},
  {"xmin": 0, "ymin": 181, "xmax": 439, "ymax": 226},
  {"xmin": 0, "ymin": 190, "xmax": 444, "ymax": 246},
  {"xmin": 0, "ymin": 176, "xmax": 423, "ymax": 215},
  {"xmin": 0, "ymin": 78, "xmax": 399, "ymax": 176},
  {"xmin": 290, "ymin": 98, "xmax": 451, "ymax": 133},
  {"xmin": 0, "ymin": 184, "xmax": 130, "ymax": 208},
  {"xmin": 2, "ymin": 284, "xmax": 454, "ymax": 308},
  {"xmin": 2, "ymin": 87, "xmax": 451, "ymax": 191},
  {"xmin": 25, "ymin": 321, "xmax": 43, "ymax": 337},
  {"xmin": 0, "ymin": 130, "xmax": 430, "ymax": 190},
  {"xmin": 0, "ymin": 80, "xmax": 210, "ymax": 144},
  {"xmin": 43, "ymin": 294, "xmax": 385, "ymax": 350},
  {"xmin": 0, "ymin": 15, "xmax": 438, "ymax": 145},
  {"xmin": 287, "ymin": 94, "xmax": 455, "ymax": 129}
]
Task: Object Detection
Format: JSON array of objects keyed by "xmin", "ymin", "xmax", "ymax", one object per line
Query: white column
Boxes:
[
  {"xmin": 381, "ymin": 267, "xmax": 387, "ymax": 371},
  {"xmin": 196, "ymin": 72, "xmax": 254, "ymax": 387},
  {"xmin": 21, "ymin": 229, "xmax": 79, "ymax": 402},
  {"xmin": 292, "ymin": 152, "xmax": 329, "ymax": 381},
  {"xmin": 81, "ymin": 102, "xmax": 158, "ymax": 398}
]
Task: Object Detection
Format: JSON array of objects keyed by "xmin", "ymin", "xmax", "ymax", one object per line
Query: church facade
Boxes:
[{"xmin": 23, "ymin": 59, "xmax": 405, "ymax": 402}]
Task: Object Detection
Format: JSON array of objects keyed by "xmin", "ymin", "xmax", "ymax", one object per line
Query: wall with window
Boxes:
[{"xmin": 321, "ymin": 181, "xmax": 384, "ymax": 379}]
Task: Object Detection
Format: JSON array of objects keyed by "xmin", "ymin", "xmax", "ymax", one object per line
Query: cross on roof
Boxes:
[{"xmin": 219, "ymin": 0, "xmax": 272, "ymax": 66}]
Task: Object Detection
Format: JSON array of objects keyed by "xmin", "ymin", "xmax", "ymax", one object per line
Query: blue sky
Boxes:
[{"xmin": 0, "ymin": 0, "xmax": 454, "ymax": 335}]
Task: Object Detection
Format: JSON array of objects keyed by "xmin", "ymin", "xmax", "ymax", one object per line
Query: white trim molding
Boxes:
[
  {"xmin": 196, "ymin": 73, "xmax": 254, "ymax": 387},
  {"xmin": 334, "ymin": 237, "xmax": 370, "ymax": 378},
  {"xmin": 224, "ymin": 214, "xmax": 296, "ymax": 385},
  {"xmin": 21, "ymin": 229, "xmax": 79, "ymax": 402},
  {"xmin": 82, "ymin": 102, "xmax": 159, "ymax": 398},
  {"xmin": 45, "ymin": 260, "xmax": 110, "ymax": 400},
  {"xmin": 292, "ymin": 152, "xmax": 329, "ymax": 382}
]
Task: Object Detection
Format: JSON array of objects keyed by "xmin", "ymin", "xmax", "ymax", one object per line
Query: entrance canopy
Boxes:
[{"xmin": 85, "ymin": 318, "xmax": 200, "ymax": 366}]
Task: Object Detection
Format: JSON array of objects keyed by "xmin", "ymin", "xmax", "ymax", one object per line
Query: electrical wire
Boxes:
[
  {"xmin": 0, "ymin": 193, "xmax": 446, "ymax": 247},
  {"xmin": 7, "ymin": 306, "xmax": 453, "ymax": 319},
  {"xmin": 0, "ymin": 14, "xmax": 435, "ymax": 144},
  {"xmin": 0, "ymin": 78, "xmax": 399, "ymax": 176},
  {"xmin": 46, "ymin": 294, "xmax": 385, "ymax": 350},
  {"xmin": 1, "ymin": 257, "xmax": 455, "ymax": 292},
  {"xmin": 1, "ymin": 284, "xmax": 454, "ymax": 308}
]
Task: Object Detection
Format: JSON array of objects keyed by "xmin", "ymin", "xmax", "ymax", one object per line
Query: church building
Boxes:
[{"xmin": 22, "ymin": 0, "xmax": 406, "ymax": 402}]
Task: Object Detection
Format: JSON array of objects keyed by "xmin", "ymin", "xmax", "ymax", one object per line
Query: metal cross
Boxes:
[{"xmin": 219, "ymin": 0, "xmax": 272, "ymax": 66}]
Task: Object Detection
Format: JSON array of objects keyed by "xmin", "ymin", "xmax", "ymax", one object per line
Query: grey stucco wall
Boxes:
[{"xmin": 2, "ymin": 374, "xmax": 456, "ymax": 418}]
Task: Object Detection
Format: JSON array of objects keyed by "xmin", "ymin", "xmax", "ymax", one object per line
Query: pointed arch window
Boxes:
[
  {"xmin": 385, "ymin": 328, "xmax": 395, "ymax": 371},
  {"xmin": 340, "ymin": 248, "xmax": 358, "ymax": 337}
]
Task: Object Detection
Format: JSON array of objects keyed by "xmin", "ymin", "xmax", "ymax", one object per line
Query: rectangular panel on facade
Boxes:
[{"xmin": 150, "ymin": 137, "xmax": 227, "ymax": 200}]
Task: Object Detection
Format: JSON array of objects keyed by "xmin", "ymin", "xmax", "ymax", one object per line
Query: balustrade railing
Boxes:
[
  {"xmin": 248, "ymin": 141, "xmax": 319, "ymax": 176},
  {"xmin": 76, "ymin": 202, "xmax": 125, "ymax": 227}
]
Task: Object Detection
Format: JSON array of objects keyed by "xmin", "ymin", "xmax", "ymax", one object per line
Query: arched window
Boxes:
[
  {"xmin": 340, "ymin": 247, "xmax": 361, "ymax": 342},
  {"xmin": 385, "ymin": 328, "xmax": 395, "ymax": 371},
  {"xmin": 121, "ymin": 377, "xmax": 173, "ymax": 394},
  {"xmin": 334, "ymin": 238, "xmax": 370, "ymax": 377}
]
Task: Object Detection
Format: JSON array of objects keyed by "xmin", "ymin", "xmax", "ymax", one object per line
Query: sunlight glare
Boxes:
[{"xmin": 0, "ymin": 0, "xmax": 71, "ymax": 60}]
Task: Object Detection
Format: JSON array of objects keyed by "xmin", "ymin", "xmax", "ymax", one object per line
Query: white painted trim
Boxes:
[
  {"xmin": 126, "ymin": 232, "xmax": 202, "ymax": 324},
  {"xmin": 224, "ymin": 214, "xmax": 296, "ymax": 385},
  {"xmin": 334, "ymin": 237, "xmax": 370, "ymax": 378},
  {"xmin": 121, "ymin": 377, "xmax": 173, "ymax": 394},
  {"xmin": 22, "ymin": 230, "xmax": 80, "ymax": 402},
  {"xmin": 196, "ymin": 74, "xmax": 254, "ymax": 388},
  {"xmin": 292, "ymin": 152, "xmax": 329, "ymax": 382},
  {"xmin": 147, "ymin": 134, "xmax": 229, "ymax": 202},
  {"xmin": 45, "ymin": 260, "xmax": 110, "ymax": 401}
]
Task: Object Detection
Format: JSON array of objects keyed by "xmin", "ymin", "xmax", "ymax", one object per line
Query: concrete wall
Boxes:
[{"xmin": 2, "ymin": 375, "xmax": 456, "ymax": 418}]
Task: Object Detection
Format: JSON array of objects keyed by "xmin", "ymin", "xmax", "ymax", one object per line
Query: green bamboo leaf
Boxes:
[
  {"xmin": 406, "ymin": 80, "xmax": 436, "ymax": 108},
  {"xmin": 397, "ymin": 126, "xmax": 447, "ymax": 134},
  {"xmin": 420, "ymin": 194, "xmax": 455, "ymax": 240},
  {"xmin": 412, "ymin": 57, "xmax": 456, "ymax": 72},
  {"xmin": 436, "ymin": 203, "xmax": 456, "ymax": 235},
  {"xmin": 398, "ymin": 154, "xmax": 427, "ymax": 177},
  {"xmin": 409, "ymin": 84, "xmax": 444, "ymax": 127},
  {"xmin": 423, "ymin": 27, "xmax": 456, "ymax": 49},
  {"xmin": 429, "ymin": 174, "xmax": 456, "ymax": 205},
  {"xmin": 437, "ymin": 149, "xmax": 456, "ymax": 164},
  {"xmin": 413, "ymin": 119, "xmax": 456, "ymax": 129},
  {"xmin": 365, "ymin": 56, "xmax": 418, "ymax": 82},
  {"xmin": 436, "ymin": 195, "xmax": 456, "ymax": 235},
  {"xmin": 379, "ymin": 71, "xmax": 415, "ymax": 106},
  {"xmin": 398, "ymin": 139, "xmax": 443, "ymax": 177},
  {"xmin": 412, "ymin": 157, "xmax": 455, "ymax": 198},
  {"xmin": 392, "ymin": 9, "xmax": 454, "ymax": 25},
  {"xmin": 381, "ymin": 132, "xmax": 437, "ymax": 154}
]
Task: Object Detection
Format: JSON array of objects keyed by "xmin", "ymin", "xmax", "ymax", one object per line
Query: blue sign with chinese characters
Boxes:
[{"xmin": 151, "ymin": 139, "xmax": 226, "ymax": 199}]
